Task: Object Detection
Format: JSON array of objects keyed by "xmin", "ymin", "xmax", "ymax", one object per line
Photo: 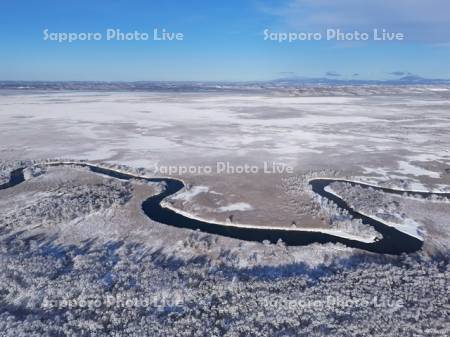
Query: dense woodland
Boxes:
[{"xmin": 0, "ymin": 227, "xmax": 448, "ymax": 336}]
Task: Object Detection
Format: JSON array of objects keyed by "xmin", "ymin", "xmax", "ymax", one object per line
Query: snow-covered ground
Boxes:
[
  {"xmin": 1, "ymin": 87, "xmax": 449, "ymax": 249},
  {"xmin": 2, "ymin": 87, "xmax": 450, "ymax": 337},
  {"xmin": 1, "ymin": 89, "xmax": 449, "ymax": 177}
]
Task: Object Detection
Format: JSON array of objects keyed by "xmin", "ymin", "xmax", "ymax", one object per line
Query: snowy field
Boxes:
[
  {"xmin": 1, "ymin": 88, "xmax": 449, "ymax": 182},
  {"xmin": 1, "ymin": 87, "xmax": 449, "ymax": 336},
  {"xmin": 1, "ymin": 88, "xmax": 450, "ymax": 235}
]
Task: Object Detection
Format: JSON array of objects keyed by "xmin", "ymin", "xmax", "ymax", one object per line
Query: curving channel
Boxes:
[{"xmin": 3, "ymin": 162, "xmax": 449, "ymax": 255}]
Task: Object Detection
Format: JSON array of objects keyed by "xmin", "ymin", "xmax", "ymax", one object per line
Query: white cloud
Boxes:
[{"xmin": 263, "ymin": 0, "xmax": 450, "ymax": 42}]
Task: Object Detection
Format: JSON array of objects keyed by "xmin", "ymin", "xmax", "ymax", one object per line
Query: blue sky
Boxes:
[{"xmin": 0, "ymin": 0, "xmax": 449, "ymax": 81}]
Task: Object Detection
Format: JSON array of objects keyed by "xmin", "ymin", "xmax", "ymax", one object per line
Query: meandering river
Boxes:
[{"xmin": 3, "ymin": 162, "xmax": 447, "ymax": 255}]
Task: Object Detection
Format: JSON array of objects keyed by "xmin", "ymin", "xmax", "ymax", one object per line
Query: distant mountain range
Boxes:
[
  {"xmin": 0, "ymin": 75, "xmax": 449, "ymax": 92},
  {"xmin": 269, "ymin": 75, "xmax": 450, "ymax": 86}
]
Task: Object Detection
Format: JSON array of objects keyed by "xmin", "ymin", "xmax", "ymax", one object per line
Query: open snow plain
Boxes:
[
  {"xmin": 1, "ymin": 87, "xmax": 450, "ymax": 248},
  {"xmin": 0, "ymin": 86, "xmax": 449, "ymax": 336}
]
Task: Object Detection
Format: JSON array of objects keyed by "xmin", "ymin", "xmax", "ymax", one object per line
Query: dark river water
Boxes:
[{"xmin": 4, "ymin": 163, "xmax": 444, "ymax": 255}]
